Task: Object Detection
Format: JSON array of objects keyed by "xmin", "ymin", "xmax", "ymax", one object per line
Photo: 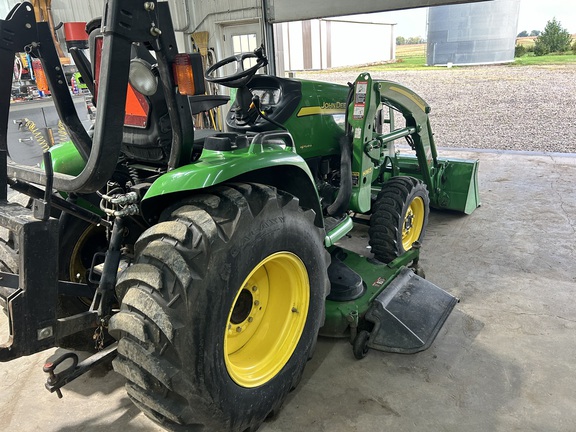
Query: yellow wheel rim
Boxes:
[
  {"xmin": 224, "ymin": 252, "xmax": 309, "ymax": 388},
  {"xmin": 402, "ymin": 196, "xmax": 425, "ymax": 250},
  {"xmin": 69, "ymin": 225, "xmax": 107, "ymax": 283}
]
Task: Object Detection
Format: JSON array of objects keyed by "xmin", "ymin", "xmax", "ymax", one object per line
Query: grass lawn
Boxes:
[
  {"xmin": 512, "ymin": 53, "xmax": 576, "ymax": 65},
  {"xmin": 344, "ymin": 41, "xmax": 576, "ymax": 71}
]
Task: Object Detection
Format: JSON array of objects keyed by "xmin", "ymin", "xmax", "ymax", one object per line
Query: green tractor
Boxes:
[{"xmin": 0, "ymin": 1, "xmax": 479, "ymax": 431}]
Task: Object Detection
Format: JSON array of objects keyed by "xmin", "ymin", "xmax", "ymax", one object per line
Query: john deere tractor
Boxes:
[{"xmin": 0, "ymin": 1, "xmax": 479, "ymax": 431}]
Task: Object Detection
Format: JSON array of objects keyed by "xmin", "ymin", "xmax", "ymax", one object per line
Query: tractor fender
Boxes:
[
  {"xmin": 49, "ymin": 141, "xmax": 85, "ymax": 177},
  {"xmin": 140, "ymin": 146, "xmax": 324, "ymax": 228}
]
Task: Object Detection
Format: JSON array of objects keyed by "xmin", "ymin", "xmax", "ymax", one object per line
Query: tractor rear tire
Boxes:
[
  {"xmin": 369, "ymin": 176, "xmax": 429, "ymax": 263},
  {"xmin": 57, "ymin": 217, "xmax": 108, "ymax": 349},
  {"xmin": 109, "ymin": 183, "xmax": 329, "ymax": 432}
]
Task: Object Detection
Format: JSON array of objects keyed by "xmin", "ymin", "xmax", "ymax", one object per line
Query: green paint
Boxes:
[
  {"xmin": 282, "ymin": 79, "xmax": 348, "ymax": 159},
  {"xmin": 324, "ymin": 215, "xmax": 353, "ymax": 247},
  {"xmin": 48, "ymin": 141, "xmax": 85, "ymax": 176},
  {"xmin": 142, "ymin": 140, "xmax": 314, "ymax": 200},
  {"xmin": 321, "ymin": 247, "xmax": 420, "ymax": 338},
  {"xmin": 394, "ymin": 155, "xmax": 480, "ymax": 214}
]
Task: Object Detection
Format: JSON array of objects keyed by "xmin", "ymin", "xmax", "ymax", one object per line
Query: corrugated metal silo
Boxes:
[{"xmin": 427, "ymin": 0, "xmax": 520, "ymax": 66}]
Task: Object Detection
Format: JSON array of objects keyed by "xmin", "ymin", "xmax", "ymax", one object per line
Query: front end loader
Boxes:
[{"xmin": 0, "ymin": 1, "xmax": 479, "ymax": 431}]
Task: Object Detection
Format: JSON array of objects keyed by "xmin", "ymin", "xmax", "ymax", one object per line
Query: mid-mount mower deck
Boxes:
[{"xmin": 0, "ymin": 1, "xmax": 479, "ymax": 431}]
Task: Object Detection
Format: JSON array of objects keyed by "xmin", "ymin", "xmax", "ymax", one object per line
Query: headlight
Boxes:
[{"xmin": 128, "ymin": 58, "xmax": 158, "ymax": 96}]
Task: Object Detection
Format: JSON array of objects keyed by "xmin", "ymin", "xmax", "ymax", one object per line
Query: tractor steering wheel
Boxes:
[{"xmin": 205, "ymin": 46, "xmax": 268, "ymax": 88}]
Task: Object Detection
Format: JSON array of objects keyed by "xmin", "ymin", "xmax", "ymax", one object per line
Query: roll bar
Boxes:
[{"xmin": 0, "ymin": 0, "xmax": 173, "ymax": 195}]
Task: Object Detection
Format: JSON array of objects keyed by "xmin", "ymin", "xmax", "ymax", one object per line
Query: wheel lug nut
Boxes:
[
  {"xmin": 236, "ymin": 327, "xmax": 242, "ymax": 332},
  {"xmin": 252, "ymin": 286, "xmax": 257, "ymax": 292},
  {"xmin": 248, "ymin": 317, "xmax": 253, "ymax": 323},
  {"xmin": 254, "ymin": 300, "xmax": 260, "ymax": 306}
]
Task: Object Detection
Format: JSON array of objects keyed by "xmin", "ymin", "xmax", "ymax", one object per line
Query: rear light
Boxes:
[
  {"xmin": 92, "ymin": 35, "xmax": 149, "ymax": 128},
  {"xmin": 124, "ymin": 84, "xmax": 149, "ymax": 128},
  {"xmin": 128, "ymin": 58, "xmax": 158, "ymax": 96},
  {"xmin": 173, "ymin": 54, "xmax": 196, "ymax": 95},
  {"xmin": 173, "ymin": 53, "xmax": 205, "ymax": 95}
]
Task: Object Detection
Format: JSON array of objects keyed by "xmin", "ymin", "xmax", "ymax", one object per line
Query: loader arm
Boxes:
[{"xmin": 348, "ymin": 73, "xmax": 479, "ymax": 214}]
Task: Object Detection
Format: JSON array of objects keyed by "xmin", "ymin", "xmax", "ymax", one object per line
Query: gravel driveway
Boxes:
[{"xmin": 298, "ymin": 64, "xmax": 576, "ymax": 154}]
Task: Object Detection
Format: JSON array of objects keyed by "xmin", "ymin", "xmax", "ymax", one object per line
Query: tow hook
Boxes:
[{"xmin": 42, "ymin": 343, "xmax": 118, "ymax": 398}]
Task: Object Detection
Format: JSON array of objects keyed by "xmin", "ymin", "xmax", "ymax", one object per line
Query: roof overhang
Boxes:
[{"xmin": 265, "ymin": 0, "xmax": 491, "ymax": 23}]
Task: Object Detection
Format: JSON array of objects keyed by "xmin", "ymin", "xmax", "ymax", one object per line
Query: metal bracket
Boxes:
[
  {"xmin": 43, "ymin": 343, "xmax": 117, "ymax": 398},
  {"xmin": 32, "ymin": 152, "xmax": 54, "ymax": 221}
]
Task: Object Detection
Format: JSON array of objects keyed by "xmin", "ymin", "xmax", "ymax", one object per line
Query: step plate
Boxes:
[{"xmin": 365, "ymin": 267, "xmax": 458, "ymax": 354}]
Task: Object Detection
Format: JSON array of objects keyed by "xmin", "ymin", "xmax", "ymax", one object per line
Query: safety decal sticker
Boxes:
[
  {"xmin": 355, "ymin": 81, "xmax": 368, "ymax": 104},
  {"xmin": 353, "ymin": 104, "xmax": 365, "ymax": 119}
]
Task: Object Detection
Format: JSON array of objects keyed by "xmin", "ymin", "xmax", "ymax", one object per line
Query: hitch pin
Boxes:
[
  {"xmin": 43, "ymin": 365, "xmax": 63, "ymax": 398},
  {"xmin": 42, "ymin": 352, "xmax": 79, "ymax": 399}
]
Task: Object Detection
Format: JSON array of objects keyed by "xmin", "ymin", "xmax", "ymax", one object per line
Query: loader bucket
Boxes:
[
  {"xmin": 395, "ymin": 155, "xmax": 480, "ymax": 214},
  {"xmin": 433, "ymin": 156, "xmax": 480, "ymax": 214}
]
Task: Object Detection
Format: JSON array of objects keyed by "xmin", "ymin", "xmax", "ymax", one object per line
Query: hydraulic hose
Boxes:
[
  {"xmin": 327, "ymin": 83, "xmax": 355, "ymax": 217},
  {"xmin": 326, "ymin": 134, "xmax": 353, "ymax": 217},
  {"xmin": 24, "ymin": 118, "xmax": 51, "ymax": 152}
]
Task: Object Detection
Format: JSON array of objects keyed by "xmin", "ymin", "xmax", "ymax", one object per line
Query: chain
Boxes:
[{"xmin": 92, "ymin": 319, "xmax": 108, "ymax": 350}]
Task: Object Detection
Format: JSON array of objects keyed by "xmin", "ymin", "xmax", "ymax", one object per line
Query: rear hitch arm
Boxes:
[
  {"xmin": 43, "ymin": 343, "xmax": 117, "ymax": 398},
  {"xmin": 41, "ymin": 215, "xmax": 126, "ymax": 396}
]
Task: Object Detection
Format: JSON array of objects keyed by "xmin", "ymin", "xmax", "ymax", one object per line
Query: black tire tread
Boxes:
[
  {"xmin": 109, "ymin": 182, "xmax": 329, "ymax": 432},
  {"xmin": 369, "ymin": 176, "xmax": 429, "ymax": 263}
]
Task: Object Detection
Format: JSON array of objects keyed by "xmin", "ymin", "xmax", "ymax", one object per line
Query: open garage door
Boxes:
[{"xmin": 264, "ymin": 0, "xmax": 488, "ymax": 23}]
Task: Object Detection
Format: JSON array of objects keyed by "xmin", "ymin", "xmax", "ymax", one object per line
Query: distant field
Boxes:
[
  {"xmin": 318, "ymin": 38, "xmax": 576, "ymax": 73},
  {"xmin": 395, "ymin": 43, "xmax": 426, "ymax": 58},
  {"xmin": 371, "ymin": 38, "xmax": 576, "ymax": 69},
  {"xmin": 516, "ymin": 36, "xmax": 536, "ymax": 48},
  {"xmin": 514, "ymin": 34, "xmax": 576, "ymax": 65},
  {"xmin": 516, "ymin": 34, "xmax": 576, "ymax": 48},
  {"xmin": 359, "ymin": 43, "xmax": 432, "ymax": 71}
]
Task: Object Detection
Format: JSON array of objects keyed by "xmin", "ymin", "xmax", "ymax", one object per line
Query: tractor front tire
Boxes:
[
  {"xmin": 109, "ymin": 183, "xmax": 329, "ymax": 432},
  {"xmin": 369, "ymin": 176, "xmax": 429, "ymax": 263}
]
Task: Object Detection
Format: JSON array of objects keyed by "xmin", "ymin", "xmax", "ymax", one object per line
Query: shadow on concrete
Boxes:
[
  {"xmin": 55, "ymin": 398, "xmax": 149, "ymax": 432},
  {"xmin": 261, "ymin": 308, "xmax": 524, "ymax": 432}
]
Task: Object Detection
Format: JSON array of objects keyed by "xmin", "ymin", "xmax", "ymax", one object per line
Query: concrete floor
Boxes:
[{"xmin": 1, "ymin": 149, "xmax": 575, "ymax": 432}]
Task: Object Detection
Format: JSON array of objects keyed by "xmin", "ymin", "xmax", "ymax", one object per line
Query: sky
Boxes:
[{"xmin": 361, "ymin": 0, "xmax": 576, "ymax": 38}]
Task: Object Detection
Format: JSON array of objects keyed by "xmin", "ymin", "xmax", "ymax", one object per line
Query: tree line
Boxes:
[
  {"xmin": 516, "ymin": 18, "xmax": 574, "ymax": 57},
  {"xmin": 396, "ymin": 36, "xmax": 426, "ymax": 45}
]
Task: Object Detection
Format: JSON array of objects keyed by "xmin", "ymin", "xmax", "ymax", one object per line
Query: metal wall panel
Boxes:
[
  {"xmin": 0, "ymin": 0, "xmax": 105, "ymax": 25},
  {"xmin": 1, "ymin": 1, "xmax": 189, "ymax": 30},
  {"xmin": 51, "ymin": 0, "xmax": 106, "ymax": 23},
  {"xmin": 427, "ymin": 0, "xmax": 520, "ymax": 65}
]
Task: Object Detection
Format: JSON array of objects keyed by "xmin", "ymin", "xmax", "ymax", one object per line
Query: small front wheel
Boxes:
[
  {"xmin": 353, "ymin": 330, "xmax": 371, "ymax": 360},
  {"xmin": 369, "ymin": 176, "xmax": 430, "ymax": 263}
]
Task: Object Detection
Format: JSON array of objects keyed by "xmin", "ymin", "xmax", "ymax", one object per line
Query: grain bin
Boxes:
[{"xmin": 427, "ymin": 0, "xmax": 520, "ymax": 66}]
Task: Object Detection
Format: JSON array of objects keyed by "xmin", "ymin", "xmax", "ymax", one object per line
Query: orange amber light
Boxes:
[{"xmin": 173, "ymin": 54, "xmax": 196, "ymax": 95}]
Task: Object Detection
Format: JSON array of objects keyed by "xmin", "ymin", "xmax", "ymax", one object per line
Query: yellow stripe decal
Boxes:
[
  {"xmin": 389, "ymin": 86, "xmax": 427, "ymax": 112},
  {"xmin": 297, "ymin": 106, "xmax": 346, "ymax": 117}
]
